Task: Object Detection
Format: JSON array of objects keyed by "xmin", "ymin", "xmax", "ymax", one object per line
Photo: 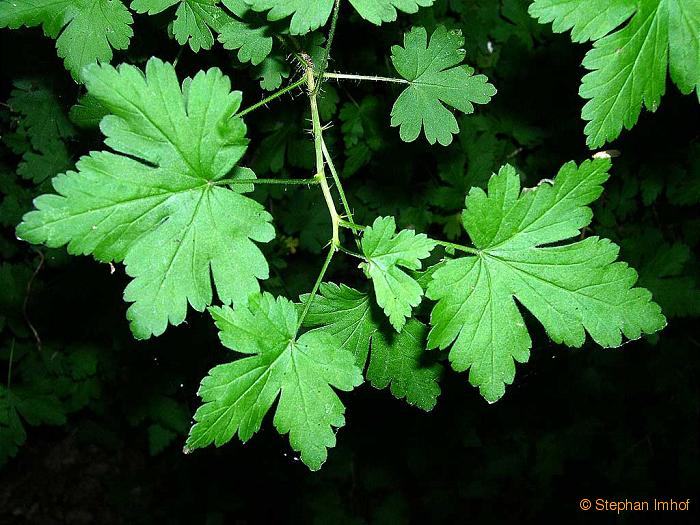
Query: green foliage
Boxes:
[
  {"xmin": 16, "ymin": 59, "xmax": 274, "ymax": 339},
  {"xmin": 390, "ymin": 26, "xmax": 497, "ymax": 145},
  {"xmin": 360, "ymin": 216, "xmax": 435, "ymax": 332},
  {"xmin": 243, "ymin": 0, "xmax": 436, "ymax": 34},
  {"xmin": 131, "ymin": 0, "xmax": 231, "ymax": 52},
  {"xmin": 187, "ymin": 293, "xmax": 362, "ymax": 470},
  {"xmin": 301, "ymin": 283, "xmax": 442, "ymax": 411},
  {"xmin": 1, "ymin": 0, "xmax": 694, "ymax": 475},
  {"xmin": 427, "ymin": 160, "xmax": 665, "ymax": 402},
  {"xmin": 530, "ymin": 0, "xmax": 700, "ymax": 147},
  {"xmin": 218, "ymin": 0, "xmax": 273, "ymax": 65},
  {"xmin": 0, "ymin": 0, "xmax": 133, "ymax": 80},
  {"xmin": 1, "ymin": 342, "xmax": 101, "ymax": 465}
]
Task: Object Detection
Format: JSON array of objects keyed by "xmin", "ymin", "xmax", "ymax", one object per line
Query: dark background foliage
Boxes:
[{"xmin": 1, "ymin": 0, "xmax": 698, "ymax": 523}]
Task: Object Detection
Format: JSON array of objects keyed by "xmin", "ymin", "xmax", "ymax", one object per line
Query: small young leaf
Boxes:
[
  {"xmin": 253, "ymin": 56, "xmax": 290, "ymax": 91},
  {"xmin": 361, "ymin": 216, "xmax": 436, "ymax": 332},
  {"xmin": 427, "ymin": 159, "xmax": 666, "ymax": 402},
  {"xmin": 187, "ymin": 293, "xmax": 362, "ymax": 471},
  {"xmin": 390, "ymin": 26, "xmax": 496, "ymax": 146}
]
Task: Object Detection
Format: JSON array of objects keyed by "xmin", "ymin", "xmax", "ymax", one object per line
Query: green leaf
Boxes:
[
  {"xmin": 529, "ymin": 0, "xmax": 700, "ymax": 148},
  {"xmin": 0, "ymin": 387, "xmax": 27, "ymax": 466},
  {"xmin": 243, "ymin": 0, "xmax": 333, "ymax": 35},
  {"xmin": 16, "ymin": 59, "xmax": 275, "ymax": 339},
  {"xmin": 219, "ymin": 19, "xmax": 272, "ymax": 65},
  {"xmin": 621, "ymin": 232, "xmax": 700, "ymax": 318},
  {"xmin": 302, "ymin": 283, "xmax": 377, "ymax": 366},
  {"xmin": 69, "ymin": 95, "xmax": 109, "ymax": 128},
  {"xmin": 8, "ymin": 81, "xmax": 75, "ymax": 152},
  {"xmin": 361, "ymin": 216, "xmax": 436, "ymax": 332},
  {"xmin": 390, "ymin": 26, "xmax": 497, "ymax": 146},
  {"xmin": 426, "ymin": 159, "xmax": 666, "ymax": 402},
  {"xmin": 18, "ymin": 144, "xmax": 72, "ymax": 184},
  {"xmin": 253, "ymin": 56, "xmax": 290, "ymax": 91},
  {"xmin": 187, "ymin": 293, "xmax": 362, "ymax": 471},
  {"xmin": 243, "ymin": 0, "xmax": 436, "ymax": 34},
  {"xmin": 368, "ymin": 319, "xmax": 441, "ymax": 411},
  {"xmin": 668, "ymin": 0, "xmax": 700, "ymax": 98},
  {"xmin": 349, "ymin": 0, "xmax": 435, "ymax": 25},
  {"xmin": 528, "ymin": 0, "xmax": 636, "ymax": 43},
  {"xmin": 131, "ymin": 0, "xmax": 233, "ymax": 52},
  {"xmin": 0, "ymin": 0, "xmax": 134, "ymax": 80},
  {"xmin": 302, "ymin": 283, "xmax": 442, "ymax": 411}
]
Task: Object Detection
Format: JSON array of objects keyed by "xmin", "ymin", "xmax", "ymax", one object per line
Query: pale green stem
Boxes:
[
  {"xmin": 338, "ymin": 219, "xmax": 480, "ymax": 255},
  {"xmin": 236, "ymin": 77, "xmax": 307, "ymax": 119},
  {"xmin": 337, "ymin": 244, "xmax": 363, "ymax": 260},
  {"xmin": 320, "ymin": 137, "xmax": 360, "ymax": 248},
  {"xmin": 297, "ymin": 246, "xmax": 335, "ymax": 331},
  {"xmin": 306, "ymin": 67, "xmax": 340, "ymax": 248},
  {"xmin": 314, "ymin": 0, "xmax": 342, "ymax": 95},
  {"xmin": 214, "ymin": 177, "xmax": 320, "ymax": 186},
  {"xmin": 322, "ymin": 72, "xmax": 409, "ymax": 84}
]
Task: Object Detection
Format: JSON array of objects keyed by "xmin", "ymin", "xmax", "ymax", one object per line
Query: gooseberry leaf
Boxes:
[
  {"xmin": 361, "ymin": 216, "xmax": 436, "ymax": 332},
  {"xmin": 0, "ymin": 0, "xmax": 133, "ymax": 80},
  {"xmin": 8, "ymin": 81, "xmax": 75, "ymax": 152},
  {"xmin": 349, "ymin": 0, "xmax": 435, "ymax": 26},
  {"xmin": 131, "ymin": 0, "xmax": 233, "ymax": 52},
  {"xmin": 390, "ymin": 26, "xmax": 497, "ymax": 146},
  {"xmin": 427, "ymin": 159, "xmax": 666, "ymax": 402},
  {"xmin": 218, "ymin": 0, "xmax": 273, "ymax": 65},
  {"xmin": 187, "ymin": 293, "xmax": 363, "ymax": 471},
  {"xmin": 243, "ymin": 0, "xmax": 436, "ymax": 35},
  {"xmin": 16, "ymin": 58, "xmax": 275, "ymax": 339},
  {"xmin": 529, "ymin": 0, "xmax": 700, "ymax": 148},
  {"xmin": 302, "ymin": 283, "xmax": 442, "ymax": 411},
  {"xmin": 368, "ymin": 319, "xmax": 441, "ymax": 411}
]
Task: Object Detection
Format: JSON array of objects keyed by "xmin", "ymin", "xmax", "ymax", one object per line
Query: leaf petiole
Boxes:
[
  {"xmin": 337, "ymin": 219, "xmax": 480, "ymax": 255},
  {"xmin": 321, "ymin": 137, "xmax": 360, "ymax": 248},
  {"xmin": 337, "ymin": 244, "xmax": 364, "ymax": 260},
  {"xmin": 297, "ymin": 246, "xmax": 336, "ymax": 331},
  {"xmin": 214, "ymin": 177, "xmax": 320, "ymax": 186},
  {"xmin": 321, "ymin": 72, "xmax": 409, "ymax": 84},
  {"xmin": 236, "ymin": 77, "xmax": 307, "ymax": 119}
]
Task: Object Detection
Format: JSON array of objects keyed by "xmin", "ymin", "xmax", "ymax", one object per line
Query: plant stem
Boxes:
[
  {"xmin": 306, "ymin": 67, "xmax": 340, "ymax": 248},
  {"xmin": 214, "ymin": 177, "xmax": 320, "ymax": 186},
  {"xmin": 236, "ymin": 77, "xmax": 307, "ymax": 119},
  {"xmin": 320, "ymin": 137, "xmax": 360, "ymax": 248},
  {"xmin": 314, "ymin": 0, "xmax": 341, "ymax": 95},
  {"xmin": 338, "ymin": 219, "xmax": 364, "ymax": 231},
  {"xmin": 322, "ymin": 72, "xmax": 409, "ymax": 84},
  {"xmin": 337, "ymin": 244, "xmax": 364, "ymax": 260},
  {"xmin": 432, "ymin": 239, "xmax": 480, "ymax": 255},
  {"xmin": 337, "ymin": 219, "xmax": 480, "ymax": 255},
  {"xmin": 297, "ymin": 246, "xmax": 335, "ymax": 330}
]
